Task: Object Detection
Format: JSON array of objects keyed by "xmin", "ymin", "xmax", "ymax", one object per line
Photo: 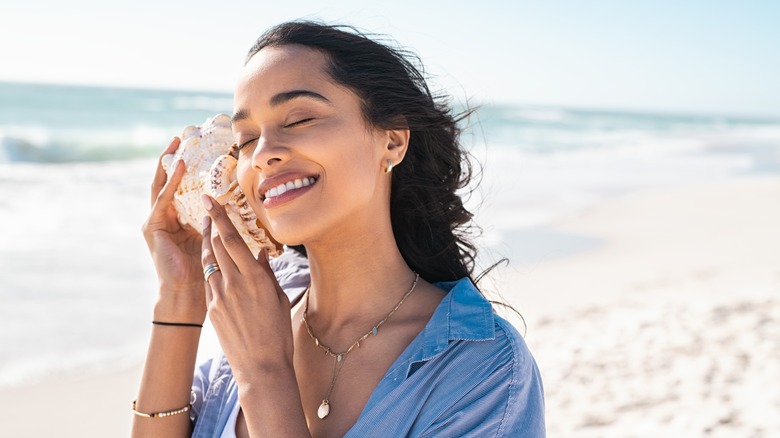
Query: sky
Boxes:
[{"xmin": 2, "ymin": 0, "xmax": 779, "ymax": 117}]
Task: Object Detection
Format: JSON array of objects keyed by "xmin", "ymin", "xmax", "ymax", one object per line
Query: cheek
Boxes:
[
  {"xmin": 236, "ymin": 160, "xmax": 270, "ymax": 226},
  {"xmin": 236, "ymin": 158, "xmax": 252, "ymax": 197}
]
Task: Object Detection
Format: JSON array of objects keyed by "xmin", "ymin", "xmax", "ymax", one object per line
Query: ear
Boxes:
[{"xmin": 384, "ymin": 128, "xmax": 410, "ymax": 165}]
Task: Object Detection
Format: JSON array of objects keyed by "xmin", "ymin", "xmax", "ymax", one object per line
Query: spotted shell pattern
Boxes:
[{"xmin": 161, "ymin": 114, "xmax": 282, "ymax": 257}]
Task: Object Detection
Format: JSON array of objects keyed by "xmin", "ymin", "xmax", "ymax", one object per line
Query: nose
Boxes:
[{"xmin": 251, "ymin": 135, "xmax": 290, "ymax": 171}]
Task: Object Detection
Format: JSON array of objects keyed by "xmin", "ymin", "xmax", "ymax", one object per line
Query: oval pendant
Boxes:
[{"xmin": 317, "ymin": 400, "xmax": 330, "ymax": 419}]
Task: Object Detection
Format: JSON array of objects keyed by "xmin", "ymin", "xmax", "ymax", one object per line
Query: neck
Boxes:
[{"xmin": 302, "ymin": 218, "xmax": 416, "ymax": 333}]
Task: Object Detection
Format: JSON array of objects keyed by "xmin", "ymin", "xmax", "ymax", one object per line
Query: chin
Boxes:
[{"xmin": 263, "ymin": 217, "xmax": 311, "ymax": 247}]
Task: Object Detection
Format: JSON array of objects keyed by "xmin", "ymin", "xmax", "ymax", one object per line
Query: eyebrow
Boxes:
[{"xmin": 232, "ymin": 90, "xmax": 332, "ymax": 125}]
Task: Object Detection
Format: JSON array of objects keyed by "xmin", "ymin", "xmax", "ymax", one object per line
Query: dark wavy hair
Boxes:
[{"xmin": 246, "ymin": 21, "xmax": 478, "ymax": 283}]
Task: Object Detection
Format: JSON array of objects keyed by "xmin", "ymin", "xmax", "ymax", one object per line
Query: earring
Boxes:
[{"xmin": 385, "ymin": 159, "xmax": 394, "ymax": 174}]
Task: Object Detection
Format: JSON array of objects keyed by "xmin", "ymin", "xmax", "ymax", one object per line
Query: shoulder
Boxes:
[
  {"xmin": 490, "ymin": 315, "xmax": 546, "ymax": 436},
  {"xmin": 493, "ymin": 313, "xmax": 542, "ymax": 392},
  {"xmin": 445, "ymin": 310, "xmax": 540, "ymax": 382},
  {"xmin": 431, "ymin": 308, "xmax": 545, "ymax": 423},
  {"xmin": 411, "ymin": 278, "xmax": 546, "ymax": 436},
  {"xmin": 425, "ymin": 310, "xmax": 534, "ymax": 384}
]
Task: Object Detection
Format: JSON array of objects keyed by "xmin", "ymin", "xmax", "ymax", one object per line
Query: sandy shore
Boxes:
[
  {"xmin": 1, "ymin": 175, "xmax": 777, "ymax": 436},
  {"xmin": 0, "ymin": 365, "xmax": 142, "ymax": 437},
  {"xmin": 502, "ymin": 175, "xmax": 780, "ymax": 437}
]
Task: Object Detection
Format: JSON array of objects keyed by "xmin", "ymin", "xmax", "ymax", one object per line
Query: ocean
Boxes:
[{"xmin": 1, "ymin": 81, "xmax": 779, "ymax": 388}]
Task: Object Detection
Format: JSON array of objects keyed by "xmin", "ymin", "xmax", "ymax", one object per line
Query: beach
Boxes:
[
  {"xmin": 509, "ymin": 176, "xmax": 780, "ymax": 437},
  {"xmin": 1, "ymin": 175, "xmax": 777, "ymax": 436},
  {"xmin": 1, "ymin": 82, "xmax": 779, "ymax": 436}
]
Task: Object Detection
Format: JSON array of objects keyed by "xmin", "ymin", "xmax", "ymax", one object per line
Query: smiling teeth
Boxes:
[{"xmin": 265, "ymin": 177, "xmax": 316, "ymax": 199}]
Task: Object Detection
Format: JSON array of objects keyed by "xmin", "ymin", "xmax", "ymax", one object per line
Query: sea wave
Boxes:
[
  {"xmin": 474, "ymin": 107, "xmax": 780, "ymax": 154},
  {"xmin": 0, "ymin": 125, "xmax": 173, "ymax": 163},
  {"xmin": 3, "ymin": 97, "xmax": 780, "ymax": 164}
]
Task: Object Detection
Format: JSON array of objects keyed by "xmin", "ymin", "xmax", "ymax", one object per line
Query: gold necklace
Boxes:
[{"xmin": 302, "ymin": 272, "xmax": 420, "ymax": 420}]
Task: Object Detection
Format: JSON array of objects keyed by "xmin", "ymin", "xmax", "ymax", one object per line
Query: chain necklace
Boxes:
[{"xmin": 302, "ymin": 272, "xmax": 420, "ymax": 420}]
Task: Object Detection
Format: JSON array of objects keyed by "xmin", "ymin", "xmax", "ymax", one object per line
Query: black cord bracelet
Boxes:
[{"xmin": 152, "ymin": 320, "xmax": 203, "ymax": 328}]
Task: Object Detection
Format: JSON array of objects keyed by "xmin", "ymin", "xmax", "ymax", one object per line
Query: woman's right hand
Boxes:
[{"xmin": 142, "ymin": 138, "xmax": 206, "ymax": 321}]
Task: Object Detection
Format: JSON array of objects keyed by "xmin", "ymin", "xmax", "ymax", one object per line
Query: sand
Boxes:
[
  {"xmin": 501, "ymin": 176, "xmax": 780, "ymax": 437},
  {"xmin": 1, "ymin": 175, "xmax": 777, "ymax": 436},
  {"xmin": 0, "ymin": 365, "xmax": 142, "ymax": 437}
]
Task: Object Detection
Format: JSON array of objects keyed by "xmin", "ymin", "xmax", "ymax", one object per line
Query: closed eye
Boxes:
[
  {"xmin": 237, "ymin": 138, "xmax": 256, "ymax": 151},
  {"xmin": 285, "ymin": 117, "xmax": 315, "ymax": 128},
  {"xmin": 237, "ymin": 118, "xmax": 316, "ymax": 150}
]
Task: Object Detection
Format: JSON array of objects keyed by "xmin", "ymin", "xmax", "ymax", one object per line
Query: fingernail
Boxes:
[
  {"xmin": 201, "ymin": 194, "xmax": 213, "ymax": 210},
  {"xmin": 202, "ymin": 215, "xmax": 211, "ymax": 230}
]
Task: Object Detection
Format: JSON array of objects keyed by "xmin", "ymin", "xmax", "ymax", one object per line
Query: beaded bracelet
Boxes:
[{"xmin": 132, "ymin": 400, "xmax": 192, "ymax": 418}]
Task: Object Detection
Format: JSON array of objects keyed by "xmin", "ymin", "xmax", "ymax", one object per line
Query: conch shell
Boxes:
[{"xmin": 161, "ymin": 114, "xmax": 282, "ymax": 257}]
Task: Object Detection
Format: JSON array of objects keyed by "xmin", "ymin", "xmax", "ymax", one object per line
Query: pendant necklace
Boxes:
[{"xmin": 302, "ymin": 272, "xmax": 420, "ymax": 420}]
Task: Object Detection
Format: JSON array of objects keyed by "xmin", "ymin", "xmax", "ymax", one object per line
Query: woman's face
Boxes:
[{"xmin": 232, "ymin": 45, "xmax": 393, "ymax": 246}]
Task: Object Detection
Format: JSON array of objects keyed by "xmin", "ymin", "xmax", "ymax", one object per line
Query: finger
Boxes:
[
  {"xmin": 204, "ymin": 275, "xmax": 214, "ymax": 305},
  {"xmin": 201, "ymin": 215, "xmax": 227, "ymax": 295},
  {"xmin": 201, "ymin": 194, "xmax": 255, "ymax": 271},
  {"xmin": 152, "ymin": 158, "xmax": 186, "ymax": 214},
  {"xmin": 151, "ymin": 137, "xmax": 181, "ymax": 207},
  {"xmin": 202, "ymin": 217, "xmax": 215, "ymax": 304},
  {"xmin": 256, "ymin": 248, "xmax": 290, "ymax": 304},
  {"xmin": 209, "ymin": 219, "xmax": 240, "ymax": 277},
  {"xmin": 255, "ymin": 247, "xmax": 275, "ymax": 276}
]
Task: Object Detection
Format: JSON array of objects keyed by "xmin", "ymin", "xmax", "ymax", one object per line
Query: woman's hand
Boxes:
[
  {"xmin": 201, "ymin": 195, "xmax": 309, "ymax": 435},
  {"xmin": 200, "ymin": 193, "xmax": 295, "ymax": 382},
  {"xmin": 142, "ymin": 138, "xmax": 206, "ymax": 320}
]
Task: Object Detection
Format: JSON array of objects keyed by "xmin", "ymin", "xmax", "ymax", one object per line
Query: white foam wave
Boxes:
[
  {"xmin": 469, "ymin": 122, "xmax": 776, "ymax": 251},
  {"xmin": 0, "ymin": 124, "xmax": 177, "ymax": 162}
]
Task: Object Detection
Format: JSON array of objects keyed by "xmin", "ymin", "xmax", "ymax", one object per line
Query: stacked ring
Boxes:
[{"xmin": 203, "ymin": 263, "xmax": 221, "ymax": 281}]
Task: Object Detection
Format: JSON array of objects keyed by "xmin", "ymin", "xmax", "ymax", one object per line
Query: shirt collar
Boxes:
[
  {"xmin": 342, "ymin": 277, "xmax": 498, "ymax": 413},
  {"xmin": 418, "ymin": 277, "xmax": 496, "ymax": 362}
]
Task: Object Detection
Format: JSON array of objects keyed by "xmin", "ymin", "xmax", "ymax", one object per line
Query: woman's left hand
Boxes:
[{"xmin": 200, "ymin": 194, "xmax": 295, "ymax": 383}]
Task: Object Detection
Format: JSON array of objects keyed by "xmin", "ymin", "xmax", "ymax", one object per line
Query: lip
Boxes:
[{"xmin": 257, "ymin": 171, "xmax": 319, "ymax": 209}]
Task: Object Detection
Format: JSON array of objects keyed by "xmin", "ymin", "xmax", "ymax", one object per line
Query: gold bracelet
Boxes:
[{"xmin": 132, "ymin": 399, "xmax": 191, "ymax": 418}]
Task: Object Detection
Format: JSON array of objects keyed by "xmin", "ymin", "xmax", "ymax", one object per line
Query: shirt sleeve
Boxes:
[
  {"xmin": 190, "ymin": 356, "xmax": 216, "ymax": 424},
  {"xmin": 419, "ymin": 327, "xmax": 546, "ymax": 437}
]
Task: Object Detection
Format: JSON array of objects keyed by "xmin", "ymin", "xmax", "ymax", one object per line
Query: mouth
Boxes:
[{"xmin": 260, "ymin": 176, "xmax": 319, "ymax": 202}]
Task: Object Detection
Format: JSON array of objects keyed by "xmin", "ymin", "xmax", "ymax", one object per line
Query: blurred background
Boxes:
[{"xmin": 1, "ymin": 1, "xmax": 778, "ymax": 436}]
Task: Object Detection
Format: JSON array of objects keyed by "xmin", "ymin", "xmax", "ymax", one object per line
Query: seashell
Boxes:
[{"xmin": 161, "ymin": 114, "xmax": 282, "ymax": 258}]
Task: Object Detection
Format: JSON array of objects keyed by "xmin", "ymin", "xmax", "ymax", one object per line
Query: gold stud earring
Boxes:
[{"xmin": 385, "ymin": 159, "xmax": 394, "ymax": 174}]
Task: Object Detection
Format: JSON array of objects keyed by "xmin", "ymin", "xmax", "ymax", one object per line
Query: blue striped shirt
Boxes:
[{"xmin": 190, "ymin": 259, "xmax": 545, "ymax": 436}]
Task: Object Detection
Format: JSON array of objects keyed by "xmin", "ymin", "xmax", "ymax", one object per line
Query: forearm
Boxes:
[
  {"xmin": 237, "ymin": 360, "xmax": 311, "ymax": 438},
  {"xmin": 131, "ymin": 294, "xmax": 205, "ymax": 437}
]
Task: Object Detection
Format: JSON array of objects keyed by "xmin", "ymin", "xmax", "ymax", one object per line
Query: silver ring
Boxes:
[{"xmin": 203, "ymin": 263, "xmax": 220, "ymax": 281}]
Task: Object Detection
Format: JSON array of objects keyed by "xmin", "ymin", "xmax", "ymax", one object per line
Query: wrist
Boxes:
[
  {"xmin": 233, "ymin": 357, "xmax": 295, "ymax": 389},
  {"xmin": 153, "ymin": 289, "xmax": 206, "ymax": 324},
  {"xmin": 235, "ymin": 363, "xmax": 309, "ymax": 437}
]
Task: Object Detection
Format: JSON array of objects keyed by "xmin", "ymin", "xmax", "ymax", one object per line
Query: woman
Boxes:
[{"xmin": 133, "ymin": 21, "xmax": 545, "ymax": 437}]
